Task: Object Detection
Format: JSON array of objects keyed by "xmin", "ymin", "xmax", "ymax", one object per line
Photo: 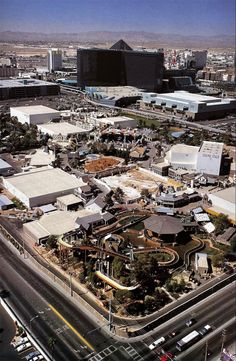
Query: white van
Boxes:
[{"xmin": 149, "ymin": 336, "xmax": 165, "ymax": 350}]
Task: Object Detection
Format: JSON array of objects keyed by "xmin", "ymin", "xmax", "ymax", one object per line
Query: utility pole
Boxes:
[
  {"xmin": 204, "ymin": 340, "xmax": 208, "ymax": 361},
  {"xmin": 69, "ymin": 272, "xmax": 73, "ymax": 297},
  {"xmin": 220, "ymin": 329, "xmax": 227, "ymax": 359},
  {"xmin": 108, "ymin": 299, "xmax": 113, "ymax": 332}
]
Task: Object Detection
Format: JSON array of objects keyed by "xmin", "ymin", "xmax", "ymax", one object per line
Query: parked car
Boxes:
[
  {"xmin": 14, "ymin": 337, "xmax": 29, "ymax": 348},
  {"xmin": 16, "ymin": 342, "xmax": 31, "ymax": 353}
]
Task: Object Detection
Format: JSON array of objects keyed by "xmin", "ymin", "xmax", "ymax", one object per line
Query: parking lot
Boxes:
[{"xmin": 198, "ymin": 117, "xmax": 236, "ymax": 134}]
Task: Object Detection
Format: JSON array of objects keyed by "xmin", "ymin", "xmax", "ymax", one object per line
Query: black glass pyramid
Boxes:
[{"xmin": 110, "ymin": 39, "xmax": 133, "ymax": 51}]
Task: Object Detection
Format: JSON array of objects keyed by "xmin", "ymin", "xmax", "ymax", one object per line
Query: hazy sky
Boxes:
[{"xmin": 0, "ymin": 0, "xmax": 235, "ymax": 36}]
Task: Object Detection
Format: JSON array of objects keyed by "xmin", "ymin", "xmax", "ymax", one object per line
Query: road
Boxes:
[
  {"xmin": 0, "ymin": 236, "xmax": 153, "ymax": 361},
  {"xmin": 60, "ymin": 85, "xmax": 236, "ymax": 137},
  {"xmin": 1, "ymin": 230, "xmax": 236, "ymax": 361},
  {"xmin": 144, "ymin": 281, "xmax": 236, "ymax": 360}
]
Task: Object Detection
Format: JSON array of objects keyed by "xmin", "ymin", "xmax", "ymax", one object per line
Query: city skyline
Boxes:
[{"xmin": 0, "ymin": 0, "xmax": 235, "ymax": 36}]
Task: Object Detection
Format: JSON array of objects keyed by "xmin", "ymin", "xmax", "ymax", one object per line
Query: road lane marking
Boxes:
[{"xmin": 48, "ymin": 304, "xmax": 95, "ymax": 352}]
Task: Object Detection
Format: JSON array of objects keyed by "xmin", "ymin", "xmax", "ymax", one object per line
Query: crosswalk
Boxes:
[
  {"xmin": 88, "ymin": 343, "xmax": 144, "ymax": 361},
  {"xmin": 120, "ymin": 344, "xmax": 144, "ymax": 361},
  {"xmin": 89, "ymin": 345, "xmax": 117, "ymax": 360}
]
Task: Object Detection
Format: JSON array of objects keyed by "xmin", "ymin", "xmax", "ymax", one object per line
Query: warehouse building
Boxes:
[
  {"xmin": 141, "ymin": 90, "xmax": 236, "ymax": 120},
  {"xmin": 37, "ymin": 122, "xmax": 90, "ymax": 139},
  {"xmin": 10, "ymin": 105, "xmax": 60, "ymax": 125},
  {"xmin": 196, "ymin": 141, "xmax": 223, "ymax": 175},
  {"xmin": 98, "ymin": 116, "xmax": 137, "ymax": 128},
  {"xmin": 208, "ymin": 187, "xmax": 236, "ymax": 222},
  {"xmin": 0, "ymin": 79, "xmax": 60, "ymax": 100},
  {"xmin": 165, "ymin": 141, "xmax": 224, "ymax": 176},
  {"xmin": 3, "ymin": 167, "xmax": 86, "ymax": 208}
]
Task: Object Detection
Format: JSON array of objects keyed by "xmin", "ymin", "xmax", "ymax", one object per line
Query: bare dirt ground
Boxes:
[{"xmin": 84, "ymin": 157, "xmax": 121, "ymax": 172}]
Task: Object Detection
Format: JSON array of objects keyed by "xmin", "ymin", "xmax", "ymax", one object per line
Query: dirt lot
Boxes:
[{"xmin": 84, "ymin": 157, "xmax": 121, "ymax": 173}]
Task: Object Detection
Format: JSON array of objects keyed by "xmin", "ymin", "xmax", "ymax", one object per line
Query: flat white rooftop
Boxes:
[
  {"xmin": 99, "ymin": 116, "xmax": 135, "ymax": 124},
  {"xmin": 0, "ymin": 79, "xmax": 56, "ymax": 88},
  {"xmin": 38, "ymin": 122, "xmax": 89, "ymax": 136},
  {"xmin": 10, "ymin": 105, "xmax": 59, "ymax": 115},
  {"xmin": 199, "ymin": 141, "xmax": 224, "ymax": 158},
  {"xmin": 170, "ymin": 144, "xmax": 199, "ymax": 154},
  {"xmin": 154, "ymin": 91, "xmax": 221, "ymax": 103},
  {"xmin": 29, "ymin": 149, "xmax": 55, "ymax": 167},
  {"xmin": 25, "ymin": 209, "xmax": 97, "ymax": 236},
  {"xmin": 4, "ymin": 167, "xmax": 85, "ymax": 198},
  {"xmin": 210, "ymin": 186, "xmax": 236, "ymax": 203},
  {"xmin": 57, "ymin": 194, "xmax": 83, "ymax": 205}
]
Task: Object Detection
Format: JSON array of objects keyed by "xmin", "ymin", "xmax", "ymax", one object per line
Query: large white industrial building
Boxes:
[
  {"xmin": 3, "ymin": 167, "xmax": 86, "ymax": 208},
  {"xmin": 10, "ymin": 105, "xmax": 60, "ymax": 125},
  {"xmin": 208, "ymin": 187, "xmax": 236, "ymax": 222},
  {"xmin": 98, "ymin": 116, "xmax": 137, "ymax": 128},
  {"xmin": 165, "ymin": 144, "xmax": 199, "ymax": 171},
  {"xmin": 141, "ymin": 91, "xmax": 236, "ymax": 120},
  {"xmin": 165, "ymin": 141, "xmax": 224, "ymax": 175},
  {"xmin": 37, "ymin": 122, "xmax": 90, "ymax": 139}
]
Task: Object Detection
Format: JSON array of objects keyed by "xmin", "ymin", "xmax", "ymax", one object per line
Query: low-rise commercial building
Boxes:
[
  {"xmin": 141, "ymin": 90, "xmax": 236, "ymax": 120},
  {"xmin": 10, "ymin": 105, "xmax": 60, "ymax": 125},
  {"xmin": 195, "ymin": 252, "xmax": 209, "ymax": 276},
  {"xmin": 98, "ymin": 116, "xmax": 137, "ymax": 128},
  {"xmin": 0, "ymin": 79, "xmax": 60, "ymax": 100},
  {"xmin": 57, "ymin": 194, "xmax": 83, "ymax": 211},
  {"xmin": 38, "ymin": 122, "xmax": 90, "ymax": 139},
  {"xmin": 3, "ymin": 167, "xmax": 85, "ymax": 208},
  {"xmin": 208, "ymin": 187, "xmax": 236, "ymax": 222}
]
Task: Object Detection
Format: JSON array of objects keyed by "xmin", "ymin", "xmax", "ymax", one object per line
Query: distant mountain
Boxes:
[{"xmin": 0, "ymin": 30, "xmax": 234, "ymax": 48}]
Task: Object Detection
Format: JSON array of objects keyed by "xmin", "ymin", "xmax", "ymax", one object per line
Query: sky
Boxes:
[{"xmin": 0, "ymin": 0, "xmax": 235, "ymax": 36}]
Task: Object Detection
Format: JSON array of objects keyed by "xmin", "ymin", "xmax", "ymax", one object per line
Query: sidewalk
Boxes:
[{"xmin": 212, "ymin": 343, "xmax": 236, "ymax": 361}]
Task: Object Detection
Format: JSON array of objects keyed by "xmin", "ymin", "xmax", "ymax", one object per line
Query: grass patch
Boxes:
[{"xmin": 170, "ymin": 239, "xmax": 200, "ymax": 260}]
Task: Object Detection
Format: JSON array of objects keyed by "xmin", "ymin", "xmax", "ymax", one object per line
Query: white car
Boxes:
[
  {"xmin": 16, "ymin": 342, "xmax": 31, "ymax": 353},
  {"xmin": 14, "ymin": 337, "xmax": 29, "ymax": 348},
  {"xmin": 149, "ymin": 336, "xmax": 165, "ymax": 350}
]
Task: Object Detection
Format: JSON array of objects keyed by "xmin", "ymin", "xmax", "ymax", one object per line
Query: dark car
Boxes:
[{"xmin": 0, "ymin": 289, "xmax": 10, "ymax": 298}]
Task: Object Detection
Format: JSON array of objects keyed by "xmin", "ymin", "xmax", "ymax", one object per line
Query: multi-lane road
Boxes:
[{"xmin": 1, "ymin": 229, "xmax": 236, "ymax": 361}]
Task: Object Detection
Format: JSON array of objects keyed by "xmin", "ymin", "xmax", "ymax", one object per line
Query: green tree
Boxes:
[
  {"xmin": 104, "ymin": 190, "xmax": 114, "ymax": 206},
  {"xmin": 112, "ymin": 257, "xmax": 126, "ymax": 278},
  {"xmin": 46, "ymin": 235, "xmax": 58, "ymax": 250},
  {"xmin": 230, "ymin": 235, "xmax": 236, "ymax": 252},
  {"xmin": 141, "ymin": 188, "xmax": 151, "ymax": 199},
  {"xmin": 113, "ymin": 187, "xmax": 125, "ymax": 203},
  {"xmin": 213, "ymin": 214, "xmax": 231, "ymax": 235},
  {"xmin": 212, "ymin": 253, "xmax": 225, "ymax": 267}
]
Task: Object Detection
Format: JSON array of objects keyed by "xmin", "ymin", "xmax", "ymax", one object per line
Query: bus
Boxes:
[{"xmin": 176, "ymin": 330, "xmax": 200, "ymax": 352}]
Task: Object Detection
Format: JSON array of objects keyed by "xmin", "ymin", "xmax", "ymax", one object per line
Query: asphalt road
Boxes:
[
  {"xmin": 144, "ymin": 281, "xmax": 236, "ymax": 360},
  {"xmin": 0, "ymin": 236, "xmax": 154, "ymax": 361},
  {"xmin": 1, "ymin": 230, "xmax": 236, "ymax": 361}
]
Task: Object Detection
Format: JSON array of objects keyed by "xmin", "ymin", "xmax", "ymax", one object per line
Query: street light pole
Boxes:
[
  {"xmin": 204, "ymin": 340, "xmax": 208, "ymax": 361},
  {"xmin": 69, "ymin": 272, "xmax": 73, "ymax": 297},
  {"xmin": 30, "ymin": 315, "xmax": 39, "ymax": 331},
  {"xmin": 220, "ymin": 329, "xmax": 227, "ymax": 359}
]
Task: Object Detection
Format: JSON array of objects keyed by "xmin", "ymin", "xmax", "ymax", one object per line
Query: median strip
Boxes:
[{"xmin": 48, "ymin": 304, "xmax": 95, "ymax": 352}]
